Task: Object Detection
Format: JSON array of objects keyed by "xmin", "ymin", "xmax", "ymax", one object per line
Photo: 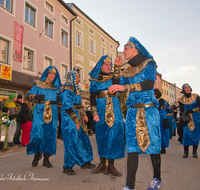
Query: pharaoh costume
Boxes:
[
  {"xmin": 166, "ymin": 101, "xmax": 173, "ymax": 140},
  {"xmin": 26, "ymin": 66, "xmax": 62, "ymax": 167},
  {"xmin": 155, "ymin": 93, "xmax": 169, "ymax": 154},
  {"xmin": 178, "ymin": 84, "xmax": 200, "ymax": 158},
  {"xmin": 120, "ymin": 37, "xmax": 161, "ymax": 190},
  {"xmin": 61, "ymin": 68, "xmax": 94, "ymax": 175},
  {"xmin": 89, "ymin": 55, "xmax": 125, "ymax": 176}
]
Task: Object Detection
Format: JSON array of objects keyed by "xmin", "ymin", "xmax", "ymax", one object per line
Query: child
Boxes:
[{"xmin": 0, "ymin": 107, "xmax": 12, "ymax": 150}]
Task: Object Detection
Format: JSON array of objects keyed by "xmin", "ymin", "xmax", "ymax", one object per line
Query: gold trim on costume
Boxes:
[
  {"xmin": 122, "ymin": 58, "xmax": 152, "ymax": 78},
  {"xmin": 64, "ymin": 85, "xmax": 76, "ymax": 93},
  {"xmin": 26, "ymin": 95, "xmax": 36, "ymax": 101},
  {"xmin": 125, "ymin": 40, "xmax": 136, "ymax": 48},
  {"xmin": 89, "ymin": 73, "xmax": 113, "ymax": 82},
  {"xmin": 78, "ymin": 109, "xmax": 88, "ymax": 135},
  {"xmin": 113, "ymin": 64, "xmax": 121, "ymax": 79},
  {"xmin": 97, "ymin": 91, "xmax": 117, "ymax": 98},
  {"xmin": 105, "ymin": 97, "xmax": 115, "ymax": 128},
  {"xmin": 123, "ymin": 83, "xmax": 142, "ymax": 92},
  {"xmin": 103, "ymin": 54, "xmax": 112, "ymax": 63},
  {"xmin": 178, "ymin": 93, "xmax": 198, "ymax": 104},
  {"xmin": 132, "ymin": 102, "xmax": 155, "ymax": 108},
  {"xmin": 36, "ymin": 80, "xmax": 58, "ymax": 90},
  {"xmin": 193, "ymin": 107, "xmax": 200, "ymax": 112},
  {"xmin": 91, "ymin": 106, "xmax": 98, "ymax": 117},
  {"xmin": 161, "ymin": 105, "xmax": 167, "ymax": 109},
  {"xmin": 69, "ymin": 112, "xmax": 79, "ymax": 124},
  {"xmin": 167, "ymin": 113, "xmax": 173, "ymax": 116},
  {"xmin": 47, "ymin": 66, "xmax": 56, "ymax": 74},
  {"xmin": 73, "ymin": 104, "xmax": 81, "ymax": 109},
  {"xmin": 136, "ymin": 108, "xmax": 151, "ymax": 152},
  {"xmin": 43, "ymin": 101, "xmax": 53, "ymax": 124},
  {"xmin": 188, "ymin": 113, "xmax": 195, "ymax": 131}
]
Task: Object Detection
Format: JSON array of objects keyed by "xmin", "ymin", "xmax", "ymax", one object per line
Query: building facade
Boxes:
[
  {"xmin": 0, "ymin": 0, "xmax": 76, "ymax": 103},
  {"xmin": 67, "ymin": 3, "xmax": 120, "ymax": 107}
]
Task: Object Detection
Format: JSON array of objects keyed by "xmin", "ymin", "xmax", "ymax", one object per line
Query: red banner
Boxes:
[{"xmin": 13, "ymin": 21, "xmax": 24, "ymax": 62}]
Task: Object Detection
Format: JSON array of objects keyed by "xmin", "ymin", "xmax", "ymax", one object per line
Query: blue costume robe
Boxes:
[
  {"xmin": 158, "ymin": 99, "xmax": 169, "ymax": 148},
  {"xmin": 120, "ymin": 61, "xmax": 161, "ymax": 154},
  {"xmin": 26, "ymin": 66, "xmax": 61, "ymax": 155},
  {"xmin": 166, "ymin": 102, "xmax": 173, "ymax": 139},
  {"xmin": 60, "ymin": 89, "xmax": 93, "ymax": 168},
  {"xmin": 90, "ymin": 79, "xmax": 125, "ymax": 159},
  {"xmin": 179, "ymin": 94, "xmax": 200, "ymax": 146}
]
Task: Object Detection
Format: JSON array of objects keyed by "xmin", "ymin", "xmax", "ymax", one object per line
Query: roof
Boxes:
[{"xmin": 58, "ymin": 0, "xmax": 77, "ymax": 16}]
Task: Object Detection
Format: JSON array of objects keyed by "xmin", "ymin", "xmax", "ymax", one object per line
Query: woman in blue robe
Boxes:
[
  {"xmin": 166, "ymin": 101, "xmax": 173, "ymax": 139},
  {"xmin": 109, "ymin": 37, "xmax": 162, "ymax": 190},
  {"xmin": 154, "ymin": 89, "xmax": 169, "ymax": 154},
  {"xmin": 178, "ymin": 83, "xmax": 200, "ymax": 158},
  {"xmin": 60, "ymin": 68, "xmax": 95, "ymax": 175},
  {"xmin": 26, "ymin": 66, "xmax": 62, "ymax": 168},
  {"xmin": 89, "ymin": 55, "xmax": 125, "ymax": 177}
]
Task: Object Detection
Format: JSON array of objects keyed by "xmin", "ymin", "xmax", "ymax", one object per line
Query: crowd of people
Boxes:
[{"xmin": 0, "ymin": 36, "xmax": 200, "ymax": 190}]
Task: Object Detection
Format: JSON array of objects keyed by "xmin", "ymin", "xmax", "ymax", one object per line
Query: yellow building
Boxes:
[
  {"xmin": 67, "ymin": 3, "xmax": 119, "ymax": 106},
  {"xmin": 161, "ymin": 79, "xmax": 170, "ymax": 103}
]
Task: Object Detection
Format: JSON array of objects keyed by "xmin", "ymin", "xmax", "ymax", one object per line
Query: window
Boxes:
[
  {"xmin": 25, "ymin": 2, "xmax": 36, "ymax": 27},
  {"xmin": 23, "ymin": 48, "xmax": 33, "ymax": 71},
  {"xmin": 45, "ymin": 56, "xmax": 52, "ymax": 68},
  {"xmin": 110, "ymin": 44, "xmax": 113, "ymax": 49},
  {"xmin": 89, "ymin": 39, "xmax": 95, "ymax": 54},
  {"xmin": 62, "ymin": 15, "xmax": 68, "ymax": 24},
  {"xmin": 61, "ymin": 29, "xmax": 68, "ymax": 48},
  {"xmin": 0, "ymin": 38, "xmax": 9, "ymax": 64},
  {"xmin": 46, "ymin": 1, "xmax": 53, "ymax": 12},
  {"xmin": 101, "ymin": 37, "xmax": 105, "ymax": 44},
  {"xmin": 0, "ymin": 0, "xmax": 12, "ymax": 12},
  {"xmin": 89, "ymin": 28, "xmax": 94, "ymax": 35},
  {"xmin": 45, "ymin": 17, "xmax": 53, "ymax": 38},
  {"xmin": 76, "ymin": 18, "xmax": 81, "ymax": 25},
  {"xmin": 61, "ymin": 64, "xmax": 68, "ymax": 81},
  {"xmin": 76, "ymin": 31, "xmax": 82, "ymax": 47},
  {"xmin": 101, "ymin": 47, "xmax": 106, "ymax": 56},
  {"xmin": 110, "ymin": 53, "xmax": 114, "ymax": 63}
]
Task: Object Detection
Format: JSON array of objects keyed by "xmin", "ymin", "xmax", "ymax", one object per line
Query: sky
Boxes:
[{"xmin": 64, "ymin": 0, "xmax": 200, "ymax": 94}]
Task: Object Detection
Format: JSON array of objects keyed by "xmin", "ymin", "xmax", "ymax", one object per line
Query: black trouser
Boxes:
[{"xmin": 126, "ymin": 153, "xmax": 161, "ymax": 189}]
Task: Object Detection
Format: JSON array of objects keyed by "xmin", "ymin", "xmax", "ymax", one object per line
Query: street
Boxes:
[{"xmin": 0, "ymin": 135, "xmax": 200, "ymax": 190}]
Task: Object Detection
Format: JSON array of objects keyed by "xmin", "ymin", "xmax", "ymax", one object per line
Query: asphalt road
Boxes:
[{"xmin": 0, "ymin": 135, "xmax": 200, "ymax": 190}]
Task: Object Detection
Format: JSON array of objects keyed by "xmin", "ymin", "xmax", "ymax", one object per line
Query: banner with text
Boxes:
[{"xmin": 13, "ymin": 21, "xmax": 24, "ymax": 62}]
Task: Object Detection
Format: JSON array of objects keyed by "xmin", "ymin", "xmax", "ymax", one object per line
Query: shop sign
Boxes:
[{"xmin": 0, "ymin": 65, "xmax": 12, "ymax": 81}]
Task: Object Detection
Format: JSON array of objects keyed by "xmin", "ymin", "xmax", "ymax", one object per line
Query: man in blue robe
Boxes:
[
  {"xmin": 89, "ymin": 55, "xmax": 125, "ymax": 177},
  {"xmin": 26, "ymin": 66, "xmax": 62, "ymax": 168},
  {"xmin": 60, "ymin": 68, "xmax": 95, "ymax": 175},
  {"xmin": 109, "ymin": 37, "xmax": 162, "ymax": 190}
]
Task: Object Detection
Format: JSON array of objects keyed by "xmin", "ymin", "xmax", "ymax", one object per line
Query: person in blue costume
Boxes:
[
  {"xmin": 89, "ymin": 55, "xmax": 125, "ymax": 177},
  {"xmin": 108, "ymin": 37, "xmax": 162, "ymax": 190},
  {"xmin": 60, "ymin": 68, "xmax": 96, "ymax": 175},
  {"xmin": 165, "ymin": 101, "xmax": 173, "ymax": 140},
  {"xmin": 178, "ymin": 83, "xmax": 200, "ymax": 158},
  {"xmin": 171, "ymin": 104, "xmax": 178, "ymax": 136},
  {"xmin": 154, "ymin": 89, "xmax": 169, "ymax": 154},
  {"xmin": 26, "ymin": 66, "xmax": 62, "ymax": 168}
]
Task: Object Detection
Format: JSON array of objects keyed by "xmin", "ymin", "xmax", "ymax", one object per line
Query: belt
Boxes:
[
  {"xmin": 130, "ymin": 102, "xmax": 155, "ymax": 108},
  {"xmin": 160, "ymin": 105, "xmax": 166, "ymax": 109},
  {"xmin": 73, "ymin": 104, "xmax": 81, "ymax": 109},
  {"xmin": 97, "ymin": 90, "xmax": 117, "ymax": 98},
  {"xmin": 167, "ymin": 113, "xmax": 173, "ymax": 116},
  {"xmin": 38, "ymin": 100, "xmax": 57, "ymax": 104}
]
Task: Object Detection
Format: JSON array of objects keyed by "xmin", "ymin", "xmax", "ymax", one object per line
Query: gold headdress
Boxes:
[
  {"xmin": 125, "ymin": 40, "xmax": 136, "ymax": 48},
  {"xmin": 103, "ymin": 54, "xmax": 112, "ymax": 63},
  {"xmin": 47, "ymin": 66, "xmax": 56, "ymax": 74}
]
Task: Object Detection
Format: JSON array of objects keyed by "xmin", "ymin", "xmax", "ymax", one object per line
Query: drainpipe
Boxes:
[{"xmin": 70, "ymin": 15, "xmax": 77, "ymax": 70}]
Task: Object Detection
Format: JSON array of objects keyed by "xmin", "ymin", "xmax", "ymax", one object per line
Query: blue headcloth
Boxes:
[
  {"xmin": 181, "ymin": 83, "xmax": 192, "ymax": 94},
  {"xmin": 125, "ymin": 37, "xmax": 154, "ymax": 59},
  {"xmin": 40, "ymin": 66, "xmax": 62, "ymax": 88},
  {"xmin": 64, "ymin": 67, "xmax": 82, "ymax": 94},
  {"xmin": 89, "ymin": 55, "xmax": 112, "ymax": 79}
]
